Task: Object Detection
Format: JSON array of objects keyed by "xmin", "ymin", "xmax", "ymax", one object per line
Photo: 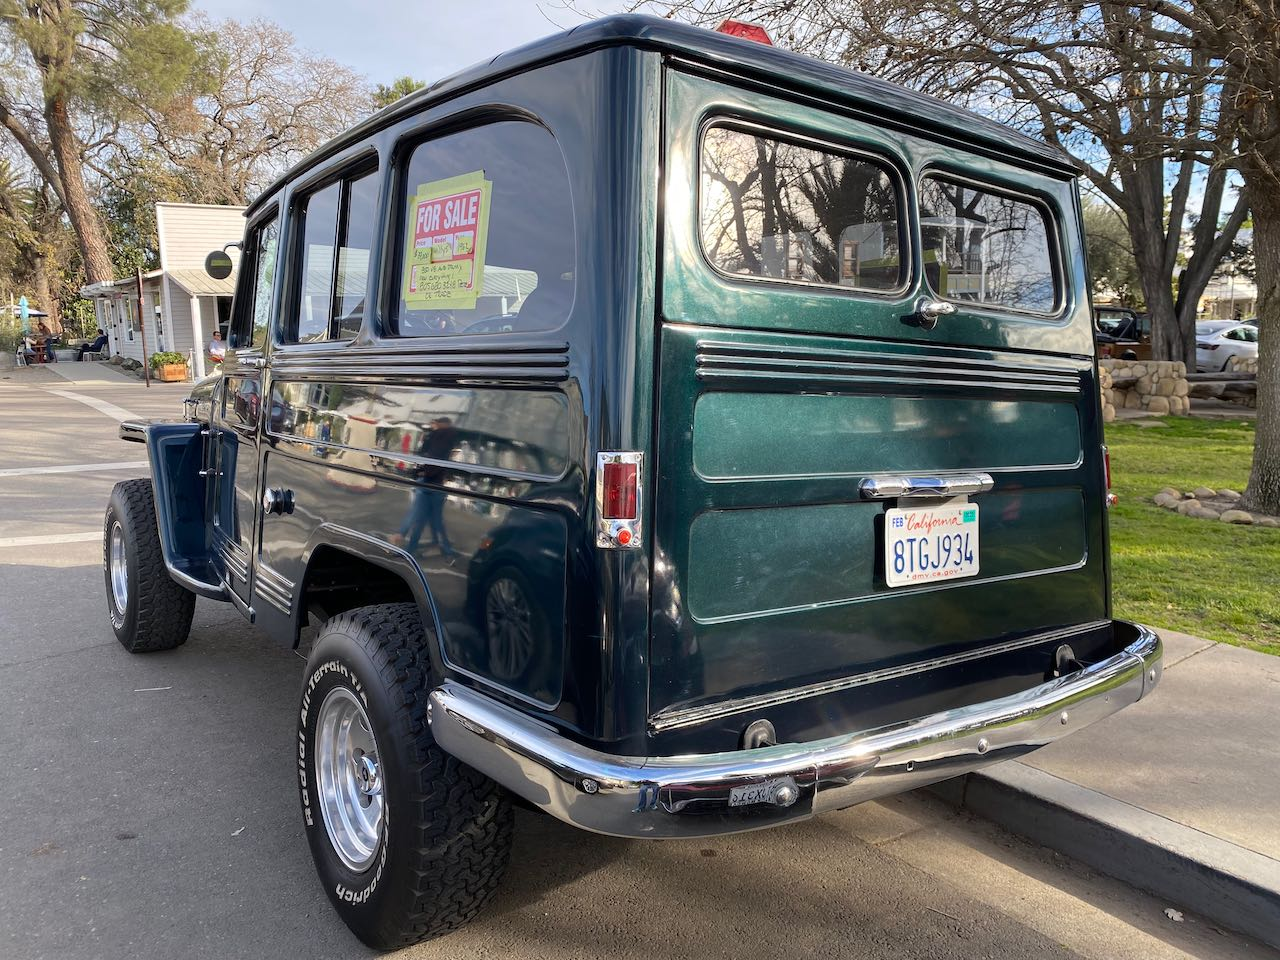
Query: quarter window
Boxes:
[
  {"xmin": 699, "ymin": 126, "xmax": 904, "ymax": 291},
  {"xmin": 289, "ymin": 167, "xmax": 379, "ymax": 343},
  {"xmin": 920, "ymin": 177, "xmax": 1058, "ymax": 314},
  {"xmin": 392, "ymin": 121, "xmax": 575, "ymax": 337}
]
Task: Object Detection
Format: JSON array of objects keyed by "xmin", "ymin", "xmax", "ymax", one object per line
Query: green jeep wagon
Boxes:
[{"xmin": 105, "ymin": 14, "xmax": 1162, "ymax": 949}]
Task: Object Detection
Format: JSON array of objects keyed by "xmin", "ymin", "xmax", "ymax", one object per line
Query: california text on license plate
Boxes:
[{"xmin": 884, "ymin": 503, "xmax": 980, "ymax": 588}]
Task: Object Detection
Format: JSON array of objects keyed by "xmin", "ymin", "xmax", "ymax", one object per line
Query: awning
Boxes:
[{"xmin": 167, "ymin": 267, "xmax": 238, "ymax": 297}]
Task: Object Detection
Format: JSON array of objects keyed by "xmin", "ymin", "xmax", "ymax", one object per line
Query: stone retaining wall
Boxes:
[
  {"xmin": 1225, "ymin": 356, "xmax": 1259, "ymax": 407},
  {"xmin": 1099, "ymin": 358, "xmax": 1190, "ymax": 416},
  {"xmin": 1098, "ymin": 365, "xmax": 1116, "ymax": 422}
]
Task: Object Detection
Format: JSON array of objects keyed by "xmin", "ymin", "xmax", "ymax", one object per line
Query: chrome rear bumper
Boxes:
[{"xmin": 428, "ymin": 620, "xmax": 1161, "ymax": 839}]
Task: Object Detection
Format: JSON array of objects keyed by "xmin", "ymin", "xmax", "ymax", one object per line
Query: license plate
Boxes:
[
  {"xmin": 884, "ymin": 503, "xmax": 980, "ymax": 588},
  {"xmin": 729, "ymin": 778, "xmax": 793, "ymax": 808}
]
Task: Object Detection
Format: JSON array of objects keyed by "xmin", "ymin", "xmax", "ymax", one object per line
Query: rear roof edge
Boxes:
[{"xmin": 245, "ymin": 14, "xmax": 1079, "ymax": 218}]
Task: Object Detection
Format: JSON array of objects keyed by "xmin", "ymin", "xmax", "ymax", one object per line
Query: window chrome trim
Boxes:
[
  {"xmin": 694, "ymin": 116, "xmax": 913, "ymax": 300},
  {"xmin": 915, "ymin": 167, "xmax": 1068, "ymax": 321}
]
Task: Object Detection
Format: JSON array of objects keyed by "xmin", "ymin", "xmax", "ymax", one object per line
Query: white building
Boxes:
[{"xmin": 80, "ymin": 203, "xmax": 245, "ymax": 379}]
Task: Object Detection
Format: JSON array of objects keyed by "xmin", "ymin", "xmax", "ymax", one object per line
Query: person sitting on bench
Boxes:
[{"xmin": 78, "ymin": 329, "xmax": 108, "ymax": 360}]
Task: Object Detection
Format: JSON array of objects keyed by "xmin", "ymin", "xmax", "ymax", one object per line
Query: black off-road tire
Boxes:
[
  {"xmin": 299, "ymin": 603, "xmax": 513, "ymax": 950},
  {"xmin": 104, "ymin": 478, "xmax": 196, "ymax": 653}
]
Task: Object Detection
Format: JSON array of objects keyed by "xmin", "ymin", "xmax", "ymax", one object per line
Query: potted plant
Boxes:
[{"xmin": 149, "ymin": 351, "xmax": 189, "ymax": 382}]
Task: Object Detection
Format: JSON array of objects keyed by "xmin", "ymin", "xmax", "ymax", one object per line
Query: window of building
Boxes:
[
  {"xmin": 919, "ymin": 176, "xmax": 1058, "ymax": 314},
  {"xmin": 289, "ymin": 167, "xmax": 378, "ymax": 343},
  {"xmin": 699, "ymin": 125, "xmax": 905, "ymax": 292},
  {"xmin": 391, "ymin": 121, "xmax": 575, "ymax": 337}
]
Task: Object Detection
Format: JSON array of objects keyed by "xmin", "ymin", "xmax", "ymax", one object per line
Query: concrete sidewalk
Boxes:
[
  {"xmin": 935, "ymin": 628, "xmax": 1280, "ymax": 948},
  {"xmin": 47, "ymin": 359, "xmax": 138, "ymax": 384}
]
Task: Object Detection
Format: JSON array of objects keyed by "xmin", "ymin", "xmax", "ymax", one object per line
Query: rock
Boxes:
[
  {"xmin": 1189, "ymin": 506, "xmax": 1221, "ymax": 520},
  {"xmin": 1259, "ymin": 517, "xmax": 1280, "ymax": 528},
  {"xmin": 1159, "ymin": 487, "xmax": 1182, "ymax": 499},
  {"xmin": 1137, "ymin": 374, "xmax": 1153, "ymax": 394},
  {"xmin": 1193, "ymin": 486, "xmax": 1217, "ymax": 499},
  {"xmin": 1174, "ymin": 380, "xmax": 1189, "ymax": 397},
  {"xmin": 1102, "ymin": 406, "xmax": 1116, "ymax": 423},
  {"xmin": 1157, "ymin": 379, "xmax": 1177, "ymax": 397},
  {"xmin": 1146, "ymin": 396, "xmax": 1170, "ymax": 414},
  {"xmin": 1219, "ymin": 489, "xmax": 1242, "ymax": 500},
  {"xmin": 1153, "ymin": 493, "xmax": 1180, "ymax": 508},
  {"xmin": 1125, "ymin": 392, "xmax": 1143, "ymax": 409},
  {"xmin": 1133, "ymin": 419, "xmax": 1169, "ymax": 428},
  {"xmin": 1220, "ymin": 509, "xmax": 1253, "ymax": 524},
  {"xmin": 1176, "ymin": 499, "xmax": 1201, "ymax": 515}
]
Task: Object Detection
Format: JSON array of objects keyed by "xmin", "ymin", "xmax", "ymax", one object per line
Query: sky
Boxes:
[{"xmin": 193, "ymin": 0, "xmax": 633, "ymax": 87}]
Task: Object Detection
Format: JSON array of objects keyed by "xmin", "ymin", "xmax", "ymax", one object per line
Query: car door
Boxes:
[{"xmin": 211, "ymin": 209, "xmax": 279, "ymax": 604}]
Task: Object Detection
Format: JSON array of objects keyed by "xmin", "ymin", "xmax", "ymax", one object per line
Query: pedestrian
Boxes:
[
  {"xmin": 78, "ymin": 328, "xmax": 109, "ymax": 361},
  {"xmin": 36, "ymin": 320, "xmax": 56, "ymax": 362},
  {"xmin": 208, "ymin": 329, "xmax": 226, "ymax": 366}
]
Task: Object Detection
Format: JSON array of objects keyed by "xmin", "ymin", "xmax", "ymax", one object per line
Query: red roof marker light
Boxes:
[{"xmin": 716, "ymin": 19, "xmax": 773, "ymax": 45}]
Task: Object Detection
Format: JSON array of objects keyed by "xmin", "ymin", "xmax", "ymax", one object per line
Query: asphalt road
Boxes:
[{"xmin": 0, "ymin": 365, "xmax": 1271, "ymax": 960}]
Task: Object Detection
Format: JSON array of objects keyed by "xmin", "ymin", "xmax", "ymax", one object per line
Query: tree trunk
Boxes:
[
  {"xmin": 44, "ymin": 96, "xmax": 114, "ymax": 285},
  {"xmin": 1241, "ymin": 194, "xmax": 1280, "ymax": 516},
  {"xmin": 30, "ymin": 253, "xmax": 58, "ymax": 332}
]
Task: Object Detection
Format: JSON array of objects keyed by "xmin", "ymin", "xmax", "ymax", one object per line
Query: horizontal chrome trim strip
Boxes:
[
  {"xmin": 269, "ymin": 365, "xmax": 570, "ymax": 383},
  {"xmin": 696, "ymin": 354, "xmax": 1079, "ymax": 388},
  {"xmin": 695, "ymin": 339, "xmax": 1084, "ymax": 377},
  {"xmin": 254, "ymin": 563, "xmax": 294, "ymax": 615},
  {"xmin": 859, "ymin": 472, "xmax": 995, "ymax": 500},
  {"xmin": 696, "ymin": 368, "xmax": 1079, "ymax": 395},
  {"xmin": 428, "ymin": 621, "xmax": 1160, "ymax": 839},
  {"xmin": 649, "ymin": 619, "xmax": 1111, "ymax": 733}
]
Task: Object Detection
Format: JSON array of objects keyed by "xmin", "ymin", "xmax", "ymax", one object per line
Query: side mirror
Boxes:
[{"xmin": 205, "ymin": 245, "xmax": 239, "ymax": 280}]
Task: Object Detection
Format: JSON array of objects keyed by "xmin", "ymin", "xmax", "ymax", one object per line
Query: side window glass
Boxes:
[
  {"xmin": 919, "ymin": 176, "xmax": 1058, "ymax": 314},
  {"xmin": 231, "ymin": 213, "xmax": 278, "ymax": 351},
  {"xmin": 699, "ymin": 126, "xmax": 905, "ymax": 291},
  {"xmin": 392, "ymin": 121, "xmax": 575, "ymax": 337},
  {"xmin": 289, "ymin": 168, "xmax": 379, "ymax": 344}
]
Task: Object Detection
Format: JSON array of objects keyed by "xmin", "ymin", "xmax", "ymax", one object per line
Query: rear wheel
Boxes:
[
  {"xmin": 299, "ymin": 603, "xmax": 513, "ymax": 950},
  {"xmin": 104, "ymin": 478, "xmax": 195, "ymax": 653}
]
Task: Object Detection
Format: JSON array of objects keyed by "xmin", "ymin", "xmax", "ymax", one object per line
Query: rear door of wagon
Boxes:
[{"xmin": 649, "ymin": 69, "xmax": 1106, "ymax": 723}]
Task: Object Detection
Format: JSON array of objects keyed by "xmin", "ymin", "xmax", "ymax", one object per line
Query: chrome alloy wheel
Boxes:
[
  {"xmin": 316, "ymin": 686, "xmax": 384, "ymax": 871},
  {"xmin": 108, "ymin": 521, "xmax": 128, "ymax": 616}
]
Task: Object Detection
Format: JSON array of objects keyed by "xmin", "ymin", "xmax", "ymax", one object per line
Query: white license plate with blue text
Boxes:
[{"xmin": 884, "ymin": 503, "xmax": 980, "ymax": 588}]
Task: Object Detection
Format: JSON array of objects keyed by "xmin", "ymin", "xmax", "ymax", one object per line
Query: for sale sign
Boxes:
[{"xmin": 402, "ymin": 171, "xmax": 492, "ymax": 310}]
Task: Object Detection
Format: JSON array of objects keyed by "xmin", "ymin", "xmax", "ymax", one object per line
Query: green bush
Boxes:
[{"xmin": 148, "ymin": 351, "xmax": 187, "ymax": 369}]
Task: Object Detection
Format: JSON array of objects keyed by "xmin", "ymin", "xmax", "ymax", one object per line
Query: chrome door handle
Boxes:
[
  {"xmin": 248, "ymin": 356, "xmax": 269, "ymax": 370},
  {"xmin": 903, "ymin": 297, "xmax": 957, "ymax": 331},
  {"xmin": 860, "ymin": 472, "xmax": 995, "ymax": 500}
]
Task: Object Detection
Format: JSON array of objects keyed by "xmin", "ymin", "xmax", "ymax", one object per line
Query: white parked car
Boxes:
[{"xmin": 1196, "ymin": 321, "xmax": 1259, "ymax": 371}]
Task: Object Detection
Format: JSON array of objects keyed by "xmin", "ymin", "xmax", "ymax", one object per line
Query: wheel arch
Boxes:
[{"xmin": 297, "ymin": 524, "xmax": 448, "ymax": 676}]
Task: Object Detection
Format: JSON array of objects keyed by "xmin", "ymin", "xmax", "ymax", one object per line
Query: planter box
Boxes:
[{"xmin": 155, "ymin": 363, "xmax": 189, "ymax": 382}]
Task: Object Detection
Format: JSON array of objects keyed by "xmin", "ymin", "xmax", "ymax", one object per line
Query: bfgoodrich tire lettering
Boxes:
[
  {"xmin": 298, "ymin": 603, "xmax": 513, "ymax": 950},
  {"xmin": 103, "ymin": 478, "xmax": 195, "ymax": 653}
]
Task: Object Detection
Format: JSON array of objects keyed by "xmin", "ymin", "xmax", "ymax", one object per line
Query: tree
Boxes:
[
  {"xmin": 1083, "ymin": 200, "xmax": 1143, "ymax": 306},
  {"xmin": 128, "ymin": 17, "xmax": 371, "ymax": 205},
  {"xmin": 0, "ymin": 0, "xmax": 204, "ymax": 283},
  {"xmin": 373, "ymin": 76, "xmax": 426, "ymax": 111}
]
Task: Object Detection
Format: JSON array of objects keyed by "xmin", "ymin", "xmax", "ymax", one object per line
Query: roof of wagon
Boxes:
[{"xmin": 247, "ymin": 15, "xmax": 1077, "ymax": 216}]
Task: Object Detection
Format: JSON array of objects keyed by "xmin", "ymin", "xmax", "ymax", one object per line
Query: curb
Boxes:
[{"xmin": 929, "ymin": 762, "xmax": 1280, "ymax": 949}]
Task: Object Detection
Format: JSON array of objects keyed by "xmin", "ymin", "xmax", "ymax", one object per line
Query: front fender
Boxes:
[{"xmin": 119, "ymin": 419, "xmax": 226, "ymax": 601}]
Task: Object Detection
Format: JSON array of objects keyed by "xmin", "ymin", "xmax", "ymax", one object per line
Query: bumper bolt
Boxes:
[
  {"xmin": 580, "ymin": 778, "xmax": 599, "ymax": 795},
  {"xmin": 977, "ymin": 737, "xmax": 990, "ymax": 754},
  {"xmin": 1060, "ymin": 711, "xmax": 1069, "ymax": 725}
]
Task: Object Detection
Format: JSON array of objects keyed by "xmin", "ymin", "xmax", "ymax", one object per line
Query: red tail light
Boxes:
[
  {"xmin": 602, "ymin": 461, "xmax": 638, "ymax": 520},
  {"xmin": 597, "ymin": 452, "xmax": 643, "ymax": 549},
  {"xmin": 716, "ymin": 19, "xmax": 773, "ymax": 44}
]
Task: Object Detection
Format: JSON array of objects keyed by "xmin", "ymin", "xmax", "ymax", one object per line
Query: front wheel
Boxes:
[
  {"xmin": 298, "ymin": 603, "xmax": 513, "ymax": 950},
  {"xmin": 104, "ymin": 478, "xmax": 195, "ymax": 653}
]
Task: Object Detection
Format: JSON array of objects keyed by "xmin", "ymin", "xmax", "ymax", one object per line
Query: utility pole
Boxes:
[{"xmin": 136, "ymin": 268, "xmax": 151, "ymax": 388}]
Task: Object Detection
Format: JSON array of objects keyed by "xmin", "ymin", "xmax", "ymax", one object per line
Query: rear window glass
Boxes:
[
  {"xmin": 699, "ymin": 126, "xmax": 904, "ymax": 291},
  {"xmin": 392, "ymin": 121, "xmax": 574, "ymax": 336},
  {"xmin": 920, "ymin": 176, "xmax": 1058, "ymax": 314}
]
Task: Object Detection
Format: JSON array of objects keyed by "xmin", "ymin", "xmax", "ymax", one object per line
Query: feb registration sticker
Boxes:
[{"xmin": 884, "ymin": 503, "xmax": 980, "ymax": 588}]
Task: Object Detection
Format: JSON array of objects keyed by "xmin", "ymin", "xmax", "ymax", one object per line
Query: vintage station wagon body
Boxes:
[{"xmin": 112, "ymin": 14, "xmax": 1160, "ymax": 946}]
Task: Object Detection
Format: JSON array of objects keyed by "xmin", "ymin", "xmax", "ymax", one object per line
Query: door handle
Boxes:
[
  {"xmin": 860, "ymin": 472, "xmax": 995, "ymax": 500},
  {"xmin": 902, "ymin": 297, "xmax": 957, "ymax": 331}
]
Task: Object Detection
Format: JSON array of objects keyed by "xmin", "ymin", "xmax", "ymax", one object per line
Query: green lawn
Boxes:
[{"xmin": 1106, "ymin": 416, "xmax": 1280, "ymax": 654}]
